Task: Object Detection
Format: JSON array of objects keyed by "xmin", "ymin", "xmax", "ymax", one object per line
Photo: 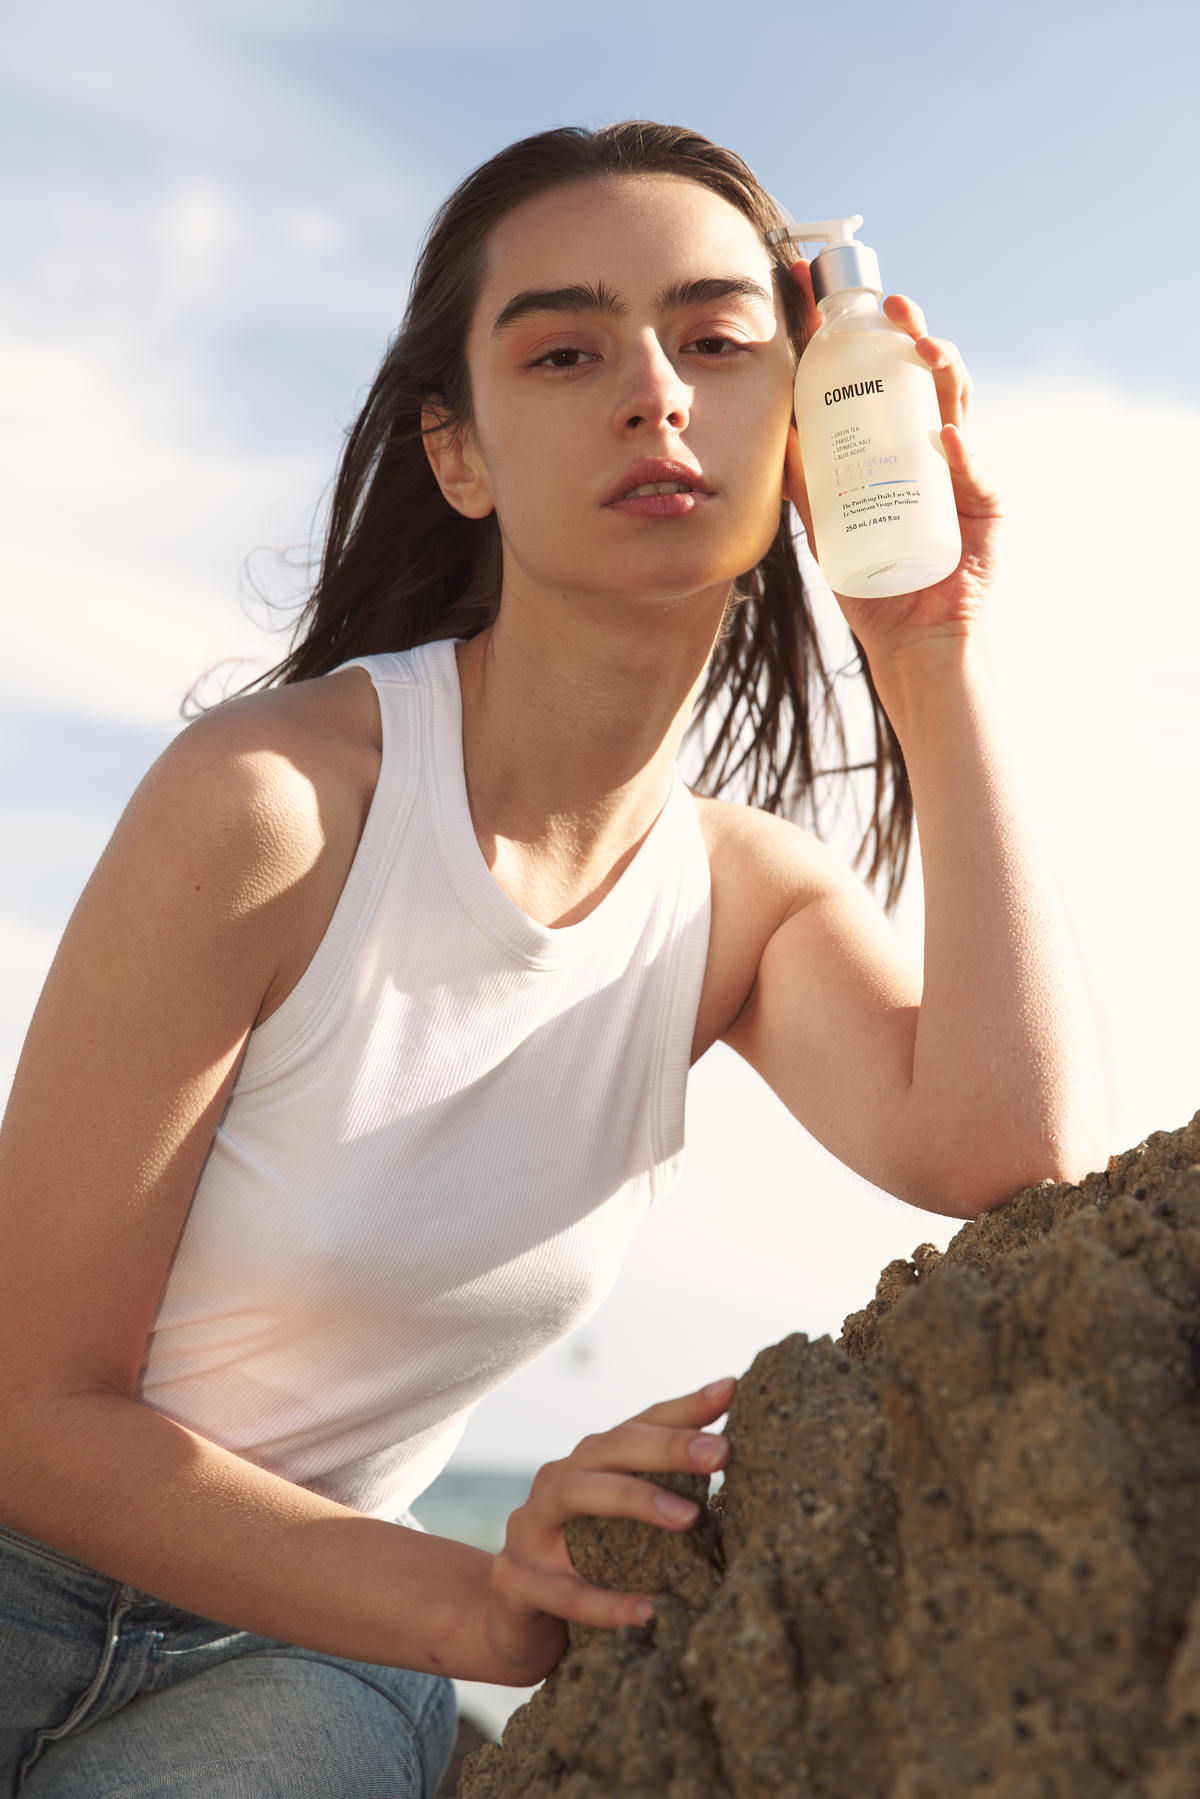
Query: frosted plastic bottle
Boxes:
[{"xmin": 770, "ymin": 216, "xmax": 961, "ymax": 599}]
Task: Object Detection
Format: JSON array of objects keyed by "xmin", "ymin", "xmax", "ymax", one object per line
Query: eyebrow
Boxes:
[
  {"xmin": 490, "ymin": 274, "xmax": 774, "ymax": 335},
  {"xmin": 653, "ymin": 276, "xmax": 774, "ymax": 313},
  {"xmin": 492, "ymin": 280, "xmax": 627, "ymax": 334}
]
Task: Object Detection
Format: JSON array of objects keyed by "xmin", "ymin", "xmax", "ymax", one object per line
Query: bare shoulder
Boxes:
[
  {"xmin": 140, "ymin": 668, "xmax": 381, "ymax": 876},
  {"xmin": 689, "ymin": 793, "xmax": 872, "ymax": 1057},
  {"xmin": 691, "ymin": 792, "xmax": 859, "ymax": 915},
  {"xmin": 80, "ymin": 667, "xmax": 383, "ymax": 1024}
]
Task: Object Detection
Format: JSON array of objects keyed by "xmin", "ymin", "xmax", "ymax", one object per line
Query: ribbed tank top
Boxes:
[{"xmin": 138, "ymin": 641, "xmax": 712, "ymax": 1519}]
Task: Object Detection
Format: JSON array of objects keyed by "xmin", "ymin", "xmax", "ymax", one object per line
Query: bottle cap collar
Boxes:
[{"xmin": 767, "ymin": 214, "xmax": 882, "ymax": 301}]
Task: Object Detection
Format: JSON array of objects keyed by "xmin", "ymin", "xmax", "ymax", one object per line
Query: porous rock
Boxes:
[{"xmin": 459, "ymin": 1112, "xmax": 1200, "ymax": 1798}]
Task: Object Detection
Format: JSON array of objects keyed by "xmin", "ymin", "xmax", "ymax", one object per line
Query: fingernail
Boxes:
[
  {"xmin": 703, "ymin": 1377, "xmax": 735, "ymax": 1401},
  {"xmin": 655, "ymin": 1490, "xmax": 699, "ymax": 1523},
  {"xmin": 689, "ymin": 1434, "xmax": 726, "ymax": 1470},
  {"xmin": 634, "ymin": 1601, "xmax": 655, "ymax": 1623}
]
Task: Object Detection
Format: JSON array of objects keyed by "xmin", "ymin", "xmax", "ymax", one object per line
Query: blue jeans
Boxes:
[{"xmin": 0, "ymin": 1524, "xmax": 456, "ymax": 1797}]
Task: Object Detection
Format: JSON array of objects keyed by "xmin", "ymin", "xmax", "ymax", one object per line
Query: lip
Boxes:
[{"xmin": 602, "ymin": 457, "xmax": 716, "ymax": 519}]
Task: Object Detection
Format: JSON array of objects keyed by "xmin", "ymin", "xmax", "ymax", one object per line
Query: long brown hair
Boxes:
[{"xmin": 248, "ymin": 122, "xmax": 912, "ymax": 905}]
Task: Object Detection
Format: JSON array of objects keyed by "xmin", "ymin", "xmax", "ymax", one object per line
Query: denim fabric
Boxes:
[{"xmin": 0, "ymin": 1524, "xmax": 456, "ymax": 1798}]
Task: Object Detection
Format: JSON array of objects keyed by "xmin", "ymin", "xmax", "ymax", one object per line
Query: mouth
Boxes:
[
  {"xmin": 603, "ymin": 460, "xmax": 715, "ymax": 517},
  {"xmin": 623, "ymin": 479, "xmax": 696, "ymax": 499}
]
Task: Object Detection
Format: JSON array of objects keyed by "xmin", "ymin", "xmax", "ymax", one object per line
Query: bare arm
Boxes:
[
  {"xmin": 0, "ymin": 676, "xmax": 727, "ymax": 1683},
  {"xmin": 719, "ymin": 642, "xmax": 1106, "ymax": 1214},
  {"xmin": 0, "ymin": 682, "xmax": 488, "ymax": 1665},
  {"xmin": 714, "ymin": 290, "xmax": 1108, "ymax": 1215}
]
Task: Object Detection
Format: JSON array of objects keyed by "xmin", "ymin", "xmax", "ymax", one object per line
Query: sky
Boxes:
[{"xmin": 2, "ymin": 0, "xmax": 1198, "ymax": 1475}]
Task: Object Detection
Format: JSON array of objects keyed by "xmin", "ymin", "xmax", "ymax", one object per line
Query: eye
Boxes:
[
  {"xmin": 683, "ymin": 335, "xmax": 743, "ymax": 357},
  {"xmin": 532, "ymin": 347, "xmax": 600, "ymax": 369}
]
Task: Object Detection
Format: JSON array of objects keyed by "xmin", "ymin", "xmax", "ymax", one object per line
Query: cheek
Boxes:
[
  {"xmin": 471, "ymin": 389, "xmax": 582, "ymax": 523},
  {"xmin": 470, "ymin": 422, "xmax": 583, "ymax": 568},
  {"xmin": 721, "ymin": 391, "xmax": 792, "ymax": 522},
  {"xmin": 487, "ymin": 456, "xmax": 567, "ymax": 548},
  {"xmin": 711, "ymin": 364, "xmax": 793, "ymax": 464},
  {"xmin": 721, "ymin": 382, "xmax": 794, "ymax": 558}
]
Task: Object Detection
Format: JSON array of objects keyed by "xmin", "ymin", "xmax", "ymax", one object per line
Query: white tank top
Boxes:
[{"xmin": 138, "ymin": 641, "xmax": 712, "ymax": 1519}]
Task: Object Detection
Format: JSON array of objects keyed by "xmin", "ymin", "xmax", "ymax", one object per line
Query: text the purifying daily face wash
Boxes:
[{"xmin": 771, "ymin": 217, "xmax": 961, "ymax": 599}]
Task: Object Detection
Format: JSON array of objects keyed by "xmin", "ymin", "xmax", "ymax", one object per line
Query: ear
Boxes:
[{"xmin": 421, "ymin": 401, "xmax": 495, "ymax": 520}]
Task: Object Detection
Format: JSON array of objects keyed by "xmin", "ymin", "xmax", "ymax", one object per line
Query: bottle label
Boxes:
[
  {"xmin": 828, "ymin": 421, "xmax": 921, "ymax": 540},
  {"xmin": 795, "ymin": 349, "xmax": 961, "ymax": 597}
]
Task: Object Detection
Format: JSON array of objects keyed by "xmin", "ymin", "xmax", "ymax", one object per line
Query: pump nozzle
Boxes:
[
  {"xmin": 767, "ymin": 215, "xmax": 864, "ymax": 255},
  {"xmin": 767, "ymin": 213, "xmax": 882, "ymax": 303}
]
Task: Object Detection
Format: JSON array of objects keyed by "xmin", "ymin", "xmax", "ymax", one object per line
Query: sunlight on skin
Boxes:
[
  {"xmin": 420, "ymin": 174, "xmax": 799, "ymax": 932},
  {"xmin": 450, "ymin": 175, "xmax": 795, "ymax": 608}
]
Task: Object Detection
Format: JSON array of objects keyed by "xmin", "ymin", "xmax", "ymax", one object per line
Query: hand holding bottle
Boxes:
[
  {"xmin": 784, "ymin": 273, "xmax": 1003, "ymax": 663},
  {"xmin": 772, "ymin": 216, "xmax": 1002, "ymax": 666}
]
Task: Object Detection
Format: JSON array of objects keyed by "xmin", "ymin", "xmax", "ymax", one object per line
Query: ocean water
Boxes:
[
  {"xmin": 409, "ymin": 1467, "xmax": 534, "ymax": 1555},
  {"xmin": 409, "ymin": 1468, "xmax": 542, "ymax": 1742}
]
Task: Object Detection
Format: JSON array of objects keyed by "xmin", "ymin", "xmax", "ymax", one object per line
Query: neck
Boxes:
[{"xmin": 456, "ymin": 569, "xmax": 729, "ymax": 927}]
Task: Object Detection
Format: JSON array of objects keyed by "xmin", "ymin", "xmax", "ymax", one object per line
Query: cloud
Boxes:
[
  {"xmin": 0, "ymin": 321, "xmax": 320, "ymax": 725},
  {"xmin": 3, "ymin": 0, "xmax": 379, "ymax": 173},
  {"xmin": 0, "ymin": 2, "xmax": 433, "ymax": 383}
]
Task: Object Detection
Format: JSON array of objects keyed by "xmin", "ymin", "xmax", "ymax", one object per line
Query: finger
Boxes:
[
  {"xmin": 516, "ymin": 1468, "xmax": 702, "ymax": 1540},
  {"xmin": 541, "ymin": 1380, "xmax": 731, "ymax": 1455},
  {"xmin": 913, "ymin": 335, "xmax": 972, "ymax": 429},
  {"xmin": 629, "ymin": 1377, "xmax": 736, "ymax": 1430},
  {"xmin": 494, "ymin": 1556, "xmax": 659, "ymax": 1633},
  {"xmin": 880, "ymin": 295, "xmax": 971, "ymax": 428},
  {"xmin": 519, "ymin": 1382, "xmax": 734, "ymax": 1510},
  {"xmin": 552, "ymin": 1418, "xmax": 729, "ymax": 1481},
  {"xmin": 940, "ymin": 424, "xmax": 1003, "ymax": 519},
  {"xmin": 882, "ymin": 292, "xmax": 928, "ymax": 340}
]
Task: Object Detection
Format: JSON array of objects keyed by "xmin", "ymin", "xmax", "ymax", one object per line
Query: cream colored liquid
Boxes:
[{"xmin": 795, "ymin": 324, "xmax": 961, "ymax": 598}]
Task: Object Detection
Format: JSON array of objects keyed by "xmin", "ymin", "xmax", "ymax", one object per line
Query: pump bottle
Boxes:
[{"xmin": 770, "ymin": 216, "xmax": 961, "ymax": 599}]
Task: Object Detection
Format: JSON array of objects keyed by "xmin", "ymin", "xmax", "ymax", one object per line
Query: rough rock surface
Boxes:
[{"xmin": 459, "ymin": 1112, "xmax": 1200, "ymax": 1798}]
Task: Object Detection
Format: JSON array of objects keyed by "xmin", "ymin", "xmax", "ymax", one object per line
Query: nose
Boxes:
[{"xmin": 614, "ymin": 333, "xmax": 691, "ymax": 436}]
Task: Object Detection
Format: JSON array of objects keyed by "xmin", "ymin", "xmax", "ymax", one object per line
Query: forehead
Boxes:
[{"xmin": 477, "ymin": 174, "xmax": 775, "ymax": 309}]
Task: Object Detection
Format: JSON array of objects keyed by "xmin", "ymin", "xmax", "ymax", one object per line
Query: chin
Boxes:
[
  {"xmin": 604, "ymin": 563, "xmax": 743, "ymax": 610},
  {"xmin": 509, "ymin": 521, "xmax": 778, "ymax": 610}
]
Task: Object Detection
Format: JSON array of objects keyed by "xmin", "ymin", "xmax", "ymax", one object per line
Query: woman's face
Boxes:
[{"xmin": 450, "ymin": 173, "xmax": 795, "ymax": 613}]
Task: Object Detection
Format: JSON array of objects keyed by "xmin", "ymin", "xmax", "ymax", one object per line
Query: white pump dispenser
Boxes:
[{"xmin": 770, "ymin": 215, "xmax": 961, "ymax": 599}]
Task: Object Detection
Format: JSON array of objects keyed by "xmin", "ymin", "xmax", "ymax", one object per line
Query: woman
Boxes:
[{"xmin": 0, "ymin": 123, "xmax": 1106, "ymax": 1795}]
